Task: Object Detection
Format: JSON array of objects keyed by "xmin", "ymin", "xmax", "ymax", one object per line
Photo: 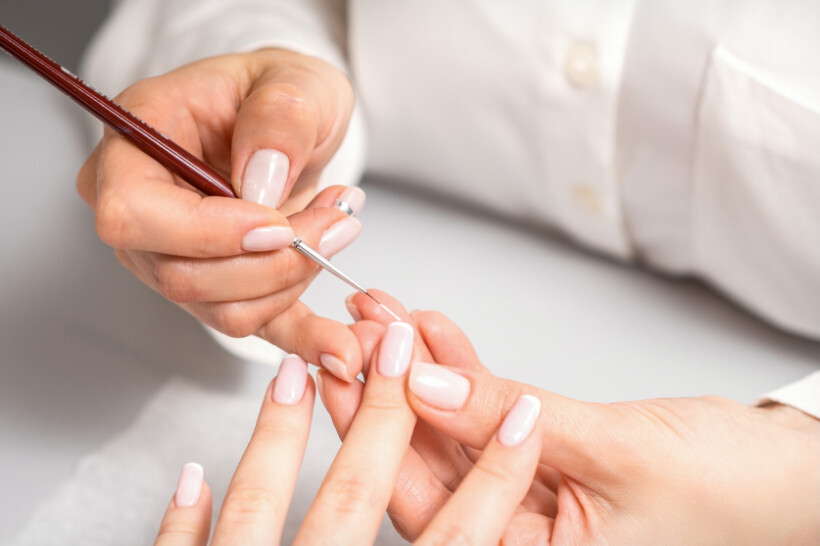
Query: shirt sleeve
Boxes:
[{"xmin": 756, "ymin": 371, "xmax": 820, "ymax": 419}]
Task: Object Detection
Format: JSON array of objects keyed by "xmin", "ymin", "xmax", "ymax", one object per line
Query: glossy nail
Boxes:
[
  {"xmin": 378, "ymin": 322, "xmax": 414, "ymax": 377},
  {"xmin": 242, "ymin": 225, "xmax": 294, "ymax": 252},
  {"xmin": 345, "ymin": 293, "xmax": 363, "ymax": 321},
  {"xmin": 242, "ymin": 149, "xmax": 289, "ymax": 208},
  {"xmin": 272, "ymin": 354, "xmax": 308, "ymax": 405},
  {"xmin": 498, "ymin": 395, "xmax": 541, "ymax": 447},
  {"xmin": 408, "ymin": 362, "xmax": 470, "ymax": 410},
  {"xmin": 334, "ymin": 186, "xmax": 367, "ymax": 217},
  {"xmin": 174, "ymin": 462, "xmax": 203, "ymax": 507},
  {"xmin": 315, "ymin": 370, "xmax": 327, "ymax": 407},
  {"xmin": 320, "ymin": 353, "xmax": 350, "ymax": 381},
  {"xmin": 319, "ymin": 216, "xmax": 362, "ymax": 256}
]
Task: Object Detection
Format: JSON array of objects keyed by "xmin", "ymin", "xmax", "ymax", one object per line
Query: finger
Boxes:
[
  {"xmin": 232, "ymin": 50, "xmax": 354, "ymax": 209},
  {"xmin": 76, "ymin": 141, "xmax": 103, "ymax": 208},
  {"xmin": 417, "ymin": 396, "xmax": 543, "ymax": 545},
  {"xmin": 255, "ymin": 301, "xmax": 363, "ymax": 382},
  {"xmin": 121, "ymin": 204, "xmax": 357, "ymax": 304},
  {"xmin": 413, "ymin": 310, "xmax": 487, "ymax": 373},
  {"xmin": 316, "ymin": 369, "xmax": 454, "ymax": 541},
  {"xmin": 154, "ymin": 463, "xmax": 213, "ymax": 546},
  {"xmin": 407, "ymin": 362, "xmax": 618, "ymax": 481},
  {"xmin": 95, "ymin": 136, "xmax": 294, "ymax": 257},
  {"xmin": 212, "ymin": 355, "xmax": 314, "ymax": 545},
  {"xmin": 501, "ymin": 512, "xmax": 554, "ymax": 545},
  {"xmin": 297, "ymin": 322, "xmax": 417, "ymax": 545},
  {"xmin": 348, "ymin": 290, "xmax": 434, "ymax": 376},
  {"xmin": 348, "ymin": 289, "xmax": 411, "ymax": 326}
]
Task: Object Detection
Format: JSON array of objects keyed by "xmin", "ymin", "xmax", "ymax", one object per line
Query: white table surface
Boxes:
[{"xmin": 1, "ymin": 59, "xmax": 818, "ymax": 544}]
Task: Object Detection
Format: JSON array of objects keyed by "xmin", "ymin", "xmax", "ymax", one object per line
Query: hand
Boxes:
[
  {"xmin": 153, "ymin": 324, "xmax": 543, "ymax": 545},
  {"xmin": 76, "ymin": 49, "xmax": 363, "ymax": 379},
  {"xmin": 324, "ymin": 292, "xmax": 820, "ymax": 544}
]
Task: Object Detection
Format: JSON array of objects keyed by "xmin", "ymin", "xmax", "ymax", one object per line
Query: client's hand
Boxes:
[
  {"xmin": 325, "ymin": 291, "xmax": 820, "ymax": 544},
  {"xmin": 153, "ymin": 324, "xmax": 543, "ymax": 545},
  {"xmin": 77, "ymin": 49, "xmax": 363, "ymax": 379}
]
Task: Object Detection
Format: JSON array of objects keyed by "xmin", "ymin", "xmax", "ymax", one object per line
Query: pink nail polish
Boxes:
[
  {"xmin": 378, "ymin": 322, "xmax": 414, "ymax": 377},
  {"xmin": 320, "ymin": 353, "xmax": 350, "ymax": 381},
  {"xmin": 242, "ymin": 149, "xmax": 289, "ymax": 208},
  {"xmin": 319, "ymin": 216, "xmax": 362, "ymax": 257},
  {"xmin": 273, "ymin": 354, "xmax": 308, "ymax": 405},
  {"xmin": 408, "ymin": 362, "xmax": 470, "ymax": 410},
  {"xmin": 242, "ymin": 225, "xmax": 294, "ymax": 252},
  {"xmin": 334, "ymin": 186, "xmax": 367, "ymax": 217},
  {"xmin": 345, "ymin": 293, "xmax": 363, "ymax": 321},
  {"xmin": 174, "ymin": 462, "xmax": 204, "ymax": 507},
  {"xmin": 498, "ymin": 395, "xmax": 541, "ymax": 447},
  {"xmin": 315, "ymin": 370, "xmax": 327, "ymax": 407}
]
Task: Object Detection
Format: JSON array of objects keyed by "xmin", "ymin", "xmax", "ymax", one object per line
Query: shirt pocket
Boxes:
[{"xmin": 692, "ymin": 45, "xmax": 820, "ymax": 338}]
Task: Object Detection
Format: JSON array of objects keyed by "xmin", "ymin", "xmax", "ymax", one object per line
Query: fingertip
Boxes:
[
  {"xmin": 174, "ymin": 462, "xmax": 204, "ymax": 508},
  {"xmin": 350, "ymin": 290, "xmax": 409, "ymax": 324}
]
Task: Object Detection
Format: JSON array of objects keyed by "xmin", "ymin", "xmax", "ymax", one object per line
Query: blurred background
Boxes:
[{"xmin": 0, "ymin": 0, "xmax": 110, "ymax": 71}]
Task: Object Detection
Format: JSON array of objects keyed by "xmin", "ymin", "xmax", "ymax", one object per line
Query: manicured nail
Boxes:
[
  {"xmin": 315, "ymin": 370, "xmax": 327, "ymax": 407},
  {"xmin": 319, "ymin": 216, "xmax": 362, "ymax": 256},
  {"xmin": 174, "ymin": 462, "xmax": 203, "ymax": 507},
  {"xmin": 498, "ymin": 395, "xmax": 541, "ymax": 447},
  {"xmin": 345, "ymin": 293, "xmax": 363, "ymax": 321},
  {"xmin": 378, "ymin": 322, "xmax": 414, "ymax": 377},
  {"xmin": 408, "ymin": 362, "xmax": 470, "ymax": 410},
  {"xmin": 242, "ymin": 149, "xmax": 289, "ymax": 208},
  {"xmin": 242, "ymin": 225, "xmax": 294, "ymax": 252},
  {"xmin": 320, "ymin": 353, "xmax": 350, "ymax": 381},
  {"xmin": 334, "ymin": 186, "xmax": 367, "ymax": 217},
  {"xmin": 272, "ymin": 354, "xmax": 308, "ymax": 405}
]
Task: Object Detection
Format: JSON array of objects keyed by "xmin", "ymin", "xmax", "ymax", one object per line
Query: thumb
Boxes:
[
  {"xmin": 231, "ymin": 50, "xmax": 354, "ymax": 209},
  {"xmin": 406, "ymin": 363, "xmax": 620, "ymax": 483}
]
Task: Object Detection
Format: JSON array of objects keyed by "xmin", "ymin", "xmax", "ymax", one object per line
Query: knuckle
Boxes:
[
  {"xmin": 322, "ymin": 471, "xmax": 387, "ymax": 516},
  {"xmin": 208, "ymin": 302, "xmax": 260, "ymax": 338},
  {"xmin": 149, "ymin": 259, "xmax": 201, "ymax": 303},
  {"xmin": 156, "ymin": 520, "xmax": 202, "ymax": 540},
  {"xmin": 221, "ymin": 485, "xmax": 282, "ymax": 521},
  {"xmin": 259, "ymin": 84, "xmax": 317, "ymax": 125},
  {"xmin": 94, "ymin": 188, "xmax": 132, "ymax": 248},
  {"xmin": 420, "ymin": 526, "xmax": 476, "ymax": 546},
  {"xmin": 472, "ymin": 456, "xmax": 514, "ymax": 484}
]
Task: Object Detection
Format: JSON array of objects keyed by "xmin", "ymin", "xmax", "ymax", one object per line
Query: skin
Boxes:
[
  {"xmin": 153, "ymin": 330, "xmax": 542, "ymax": 545},
  {"xmin": 76, "ymin": 49, "xmax": 363, "ymax": 378},
  {"xmin": 315, "ymin": 290, "xmax": 820, "ymax": 544}
]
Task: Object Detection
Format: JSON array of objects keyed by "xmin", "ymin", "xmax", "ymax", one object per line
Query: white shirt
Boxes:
[{"xmin": 82, "ymin": 0, "xmax": 820, "ymax": 416}]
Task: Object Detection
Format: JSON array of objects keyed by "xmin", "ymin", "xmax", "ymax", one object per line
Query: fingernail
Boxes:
[
  {"xmin": 174, "ymin": 462, "xmax": 203, "ymax": 507},
  {"xmin": 242, "ymin": 149, "xmax": 289, "ymax": 208},
  {"xmin": 498, "ymin": 395, "xmax": 541, "ymax": 447},
  {"xmin": 345, "ymin": 293, "xmax": 363, "ymax": 321},
  {"xmin": 334, "ymin": 186, "xmax": 367, "ymax": 217},
  {"xmin": 242, "ymin": 225, "xmax": 294, "ymax": 252},
  {"xmin": 320, "ymin": 353, "xmax": 350, "ymax": 382},
  {"xmin": 408, "ymin": 362, "xmax": 470, "ymax": 410},
  {"xmin": 272, "ymin": 354, "xmax": 308, "ymax": 405},
  {"xmin": 319, "ymin": 216, "xmax": 362, "ymax": 256},
  {"xmin": 315, "ymin": 370, "xmax": 327, "ymax": 407},
  {"xmin": 378, "ymin": 322, "xmax": 414, "ymax": 377}
]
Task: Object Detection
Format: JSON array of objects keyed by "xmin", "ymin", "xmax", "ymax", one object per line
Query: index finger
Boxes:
[
  {"xmin": 93, "ymin": 135, "xmax": 293, "ymax": 258},
  {"xmin": 211, "ymin": 355, "xmax": 314, "ymax": 545}
]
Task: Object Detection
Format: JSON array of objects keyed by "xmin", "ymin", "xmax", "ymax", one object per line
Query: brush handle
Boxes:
[{"xmin": 0, "ymin": 23, "xmax": 236, "ymax": 198}]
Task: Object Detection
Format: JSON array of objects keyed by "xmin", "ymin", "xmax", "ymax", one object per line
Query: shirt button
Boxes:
[
  {"xmin": 564, "ymin": 43, "xmax": 598, "ymax": 89},
  {"xmin": 571, "ymin": 183, "xmax": 602, "ymax": 215}
]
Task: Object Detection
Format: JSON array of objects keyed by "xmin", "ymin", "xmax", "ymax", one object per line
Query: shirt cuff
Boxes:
[{"xmin": 756, "ymin": 371, "xmax": 820, "ymax": 419}]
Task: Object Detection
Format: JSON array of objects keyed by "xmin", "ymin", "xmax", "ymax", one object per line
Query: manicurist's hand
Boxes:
[
  {"xmin": 154, "ymin": 323, "xmax": 543, "ymax": 545},
  {"xmin": 76, "ymin": 49, "xmax": 363, "ymax": 379},
  {"xmin": 329, "ymin": 292, "xmax": 820, "ymax": 544}
]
